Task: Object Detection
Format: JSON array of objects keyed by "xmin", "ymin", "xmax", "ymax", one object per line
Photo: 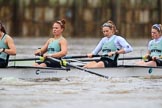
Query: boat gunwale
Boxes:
[
  {"xmin": 3, "ymin": 65, "xmax": 162, "ymax": 70},
  {"xmin": 5, "ymin": 66, "xmax": 70, "ymax": 71}
]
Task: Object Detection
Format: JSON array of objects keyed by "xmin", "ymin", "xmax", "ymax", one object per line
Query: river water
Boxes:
[{"xmin": 0, "ymin": 37, "xmax": 162, "ymax": 108}]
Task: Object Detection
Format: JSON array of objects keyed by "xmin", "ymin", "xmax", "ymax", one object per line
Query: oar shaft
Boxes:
[
  {"xmin": 63, "ymin": 55, "xmax": 104, "ymax": 59},
  {"xmin": 118, "ymin": 57, "xmax": 142, "ymax": 60},
  {"xmin": 63, "ymin": 55, "xmax": 143, "ymax": 60},
  {"xmin": 67, "ymin": 57, "xmax": 143, "ymax": 62},
  {"xmin": 9, "ymin": 57, "xmax": 43, "ymax": 62},
  {"xmin": 66, "ymin": 62, "xmax": 109, "ymax": 78},
  {"xmin": 48, "ymin": 57, "xmax": 109, "ymax": 79}
]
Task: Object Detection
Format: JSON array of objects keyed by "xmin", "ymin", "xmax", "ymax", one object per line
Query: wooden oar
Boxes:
[
  {"xmin": 48, "ymin": 57, "xmax": 109, "ymax": 79},
  {"xmin": 9, "ymin": 57, "xmax": 44, "ymax": 62}
]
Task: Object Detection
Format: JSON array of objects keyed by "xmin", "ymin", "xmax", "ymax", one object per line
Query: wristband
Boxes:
[
  {"xmin": 115, "ymin": 51, "xmax": 119, "ymax": 55},
  {"xmin": 2, "ymin": 48, "xmax": 5, "ymax": 52}
]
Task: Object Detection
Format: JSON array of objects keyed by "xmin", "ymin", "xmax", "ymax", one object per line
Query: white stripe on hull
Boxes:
[{"xmin": 0, "ymin": 66, "xmax": 162, "ymax": 79}]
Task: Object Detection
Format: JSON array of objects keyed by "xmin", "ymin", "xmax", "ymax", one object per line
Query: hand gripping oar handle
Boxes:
[
  {"xmin": 48, "ymin": 57, "xmax": 109, "ymax": 79},
  {"xmin": 143, "ymin": 55, "xmax": 162, "ymax": 61}
]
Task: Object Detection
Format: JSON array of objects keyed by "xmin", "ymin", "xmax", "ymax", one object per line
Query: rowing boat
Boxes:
[
  {"xmin": 1, "ymin": 56, "xmax": 161, "ymax": 80},
  {"xmin": 1, "ymin": 65, "xmax": 162, "ymax": 80}
]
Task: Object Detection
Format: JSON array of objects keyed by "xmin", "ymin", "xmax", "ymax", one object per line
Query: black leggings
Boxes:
[
  {"xmin": 99, "ymin": 57, "xmax": 117, "ymax": 67},
  {"xmin": 154, "ymin": 59, "xmax": 162, "ymax": 66},
  {"xmin": 37, "ymin": 58, "xmax": 61, "ymax": 68},
  {"xmin": 147, "ymin": 56, "xmax": 162, "ymax": 66},
  {"xmin": 0, "ymin": 58, "xmax": 8, "ymax": 68}
]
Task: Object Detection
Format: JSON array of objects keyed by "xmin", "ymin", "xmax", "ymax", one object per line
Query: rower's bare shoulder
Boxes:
[
  {"xmin": 46, "ymin": 38, "xmax": 53, "ymax": 43},
  {"xmin": 60, "ymin": 37, "xmax": 67, "ymax": 42},
  {"xmin": 5, "ymin": 35, "xmax": 15, "ymax": 43}
]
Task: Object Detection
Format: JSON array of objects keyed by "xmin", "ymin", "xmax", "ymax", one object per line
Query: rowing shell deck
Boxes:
[{"xmin": 0, "ymin": 65, "xmax": 162, "ymax": 79}]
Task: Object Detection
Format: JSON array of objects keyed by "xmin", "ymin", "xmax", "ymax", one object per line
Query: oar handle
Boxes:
[
  {"xmin": 63, "ymin": 55, "xmax": 88, "ymax": 59},
  {"xmin": 143, "ymin": 55, "xmax": 162, "ymax": 61},
  {"xmin": 118, "ymin": 57, "xmax": 142, "ymax": 60}
]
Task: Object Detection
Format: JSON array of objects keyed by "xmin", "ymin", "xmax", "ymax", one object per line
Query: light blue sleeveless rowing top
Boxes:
[
  {"xmin": 0, "ymin": 34, "xmax": 9, "ymax": 60},
  {"xmin": 47, "ymin": 36, "xmax": 63, "ymax": 54},
  {"xmin": 102, "ymin": 36, "xmax": 118, "ymax": 60},
  {"xmin": 149, "ymin": 38, "xmax": 162, "ymax": 57}
]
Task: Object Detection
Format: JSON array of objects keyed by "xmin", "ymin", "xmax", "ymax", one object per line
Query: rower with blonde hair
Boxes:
[
  {"xmin": 84, "ymin": 20, "xmax": 133, "ymax": 68},
  {"xmin": 136, "ymin": 24, "xmax": 162, "ymax": 67}
]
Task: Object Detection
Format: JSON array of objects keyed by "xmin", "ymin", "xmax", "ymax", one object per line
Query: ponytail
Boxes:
[{"xmin": 0, "ymin": 22, "xmax": 6, "ymax": 34}]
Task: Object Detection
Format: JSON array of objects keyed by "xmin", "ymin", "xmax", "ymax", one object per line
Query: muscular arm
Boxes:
[
  {"xmin": 116, "ymin": 36, "xmax": 133, "ymax": 54},
  {"xmin": 92, "ymin": 39, "xmax": 104, "ymax": 55},
  {"xmin": 34, "ymin": 39, "xmax": 50, "ymax": 55},
  {"xmin": 5, "ymin": 35, "xmax": 16, "ymax": 55}
]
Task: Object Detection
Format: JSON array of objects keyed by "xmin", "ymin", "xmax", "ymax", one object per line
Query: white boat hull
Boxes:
[{"xmin": 0, "ymin": 66, "xmax": 162, "ymax": 79}]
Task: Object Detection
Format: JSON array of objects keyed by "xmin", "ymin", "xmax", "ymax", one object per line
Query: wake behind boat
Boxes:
[{"xmin": 1, "ymin": 65, "xmax": 162, "ymax": 80}]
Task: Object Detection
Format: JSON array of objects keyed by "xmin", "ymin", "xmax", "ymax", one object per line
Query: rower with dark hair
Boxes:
[
  {"xmin": 0, "ymin": 21, "xmax": 16, "ymax": 68},
  {"xmin": 33, "ymin": 19, "xmax": 68, "ymax": 68}
]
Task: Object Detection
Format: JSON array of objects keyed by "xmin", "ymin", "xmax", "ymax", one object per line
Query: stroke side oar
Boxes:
[
  {"xmin": 48, "ymin": 57, "xmax": 109, "ymax": 79},
  {"xmin": 9, "ymin": 57, "xmax": 44, "ymax": 62}
]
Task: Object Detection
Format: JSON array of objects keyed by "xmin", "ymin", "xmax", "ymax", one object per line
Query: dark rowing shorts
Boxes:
[
  {"xmin": 147, "ymin": 57, "xmax": 162, "ymax": 66},
  {"xmin": 99, "ymin": 57, "xmax": 117, "ymax": 67},
  {"xmin": 155, "ymin": 59, "xmax": 162, "ymax": 66},
  {"xmin": 0, "ymin": 58, "xmax": 8, "ymax": 68},
  {"xmin": 37, "ymin": 58, "xmax": 61, "ymax": 68}
]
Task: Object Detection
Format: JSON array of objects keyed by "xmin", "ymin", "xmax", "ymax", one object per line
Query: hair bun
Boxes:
[
  {"xmin": 106, "ymin": 20, "xmax": 118, "ymax": 33},
  {"xmin": 61, "ymin": 19, "xmax": 66, "ymax": 25},
  {"xmin": 107, "ymin": 20, "xmax": 113, "ymax": 24}
]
